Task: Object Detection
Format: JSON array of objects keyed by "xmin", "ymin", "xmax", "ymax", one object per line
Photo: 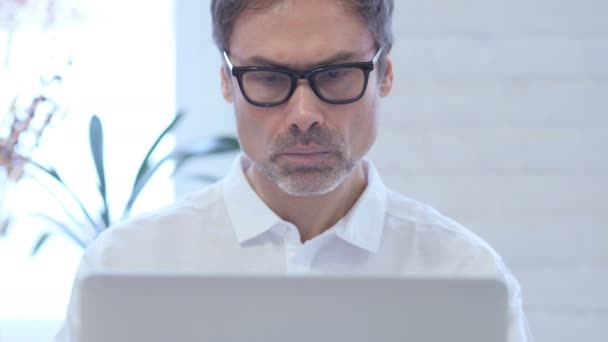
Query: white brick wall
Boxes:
[
  {"xmin": 396, "ymin": 0, "xmax": 608, "ymax": 34},
  {"xmin": 370, "ymin": 1, "xmax": 608, "ymax": 341}
]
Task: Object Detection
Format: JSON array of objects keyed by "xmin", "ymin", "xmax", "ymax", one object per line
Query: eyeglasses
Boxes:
[{"xmin": 223, "ymin": 47, "xmax": 383, "ymax": 107}]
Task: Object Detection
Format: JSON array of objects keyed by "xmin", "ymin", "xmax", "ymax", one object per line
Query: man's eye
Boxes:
[
  {"xmin": 326, "ymin": 71, "xmax": 345, "ymax": 79},
  {"xmin": 253, "ymin": 73, "xmax": 281, "ymax": 83},
  {"xmin": 319, "ymin": 69, "xmax": 350, "ymax": 80},
  {"xmin": 261, "ymin": 76, "xmax": 277, "ymax": 82}
]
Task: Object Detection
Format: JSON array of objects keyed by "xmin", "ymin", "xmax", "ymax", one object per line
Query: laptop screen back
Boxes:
[{"xmin": 78, "ymin": 274, "xmax": 508, "ymax": 342}]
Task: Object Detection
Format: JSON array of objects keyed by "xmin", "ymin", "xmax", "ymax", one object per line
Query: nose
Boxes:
[{"xmin": 286, "ymin": 80, "xmax": 324, "ymax": 132}]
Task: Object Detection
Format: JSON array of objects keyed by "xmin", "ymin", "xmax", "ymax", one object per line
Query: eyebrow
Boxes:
[{"xmin": 242, "ymin": 51, "xmax": 358, "ymax": 70}]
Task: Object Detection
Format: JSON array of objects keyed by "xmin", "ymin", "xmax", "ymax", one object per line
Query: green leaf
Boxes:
[
  {"xmin": 30, "ymin": 212, "xmax": 87, "ymax": 249},
  {"xmin": 177, "ymin": 136, "xmax": 240, "ymax": 156},
  {"xmin": 28, "ymin": 162, "xmax": 61, "ymax": 183},
  {"xmin": 41, "ymin": 166, "xmax": 63, "ymax": 183},
  {"xmin": 27, "ymin": 161, "xmax": 101, "ymax": 232},
  {"xmin": 172, "ymin": 136, "xmax": 240, "ymax": 175},
  {"xmin": 31, "ymin": 232, "xmax": 51, "ymax": 255},
  {"xmin": 183, "ymin": 173, "xmax": 220, "ymax": 183},
  {"xmin": 89, "ymin": 115, "xmax": 109, "ymax": 227},
  {"xmin": 0, "ymin": 216, "xmax": 11, "ymax": 236},
  {"xmin": 121, "ymin": 135, "xmax": 239, "ymax": 218},
  {"xmin": 130, "ymin": 111, "xmax": 185, "ymax": 202}
]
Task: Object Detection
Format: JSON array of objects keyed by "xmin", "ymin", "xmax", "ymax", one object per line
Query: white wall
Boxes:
[
  {"xmin": 369, "ymin": 1, "xmax": 608, "ymax": 341},
  {"xmin": 175, "ymin": 1, "xmax": 608, "ymax": 341},
  {"xmin": 174, "ymin": 0, "xmax": 238, "ymax": 197}
]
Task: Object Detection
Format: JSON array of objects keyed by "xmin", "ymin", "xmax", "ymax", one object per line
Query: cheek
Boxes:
[
  {"xmin": 233, "ymin": 99, "xmax": 282, "ymax": 158},
  {"xmin": 352, "ymin": 112, "xmax": 377, "ymax": 156},
  {"xmin": 234, "ymin": 103, "xmax": 262, "ymax": 154},
  {"xmin": 343, "ymin": 98, "xmax": 379, "ymax": 158}
]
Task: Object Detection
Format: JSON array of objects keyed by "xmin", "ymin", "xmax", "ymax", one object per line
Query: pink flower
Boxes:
[
  {"xmin": 1, "ymin": 95, "xmax": 55, "ymax": 182},
  {"xmin": 0, "ymin": 0, "xmax": 78, "ymax": 31}
]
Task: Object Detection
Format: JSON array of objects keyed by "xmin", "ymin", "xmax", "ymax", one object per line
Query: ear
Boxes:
[
  {"xmin": 220, "ymin": 65, "xmax": 234, "ymax": 103},
  {"xmin": 379, "ymin": 54, "xmax": 394, "ymax": 97}
]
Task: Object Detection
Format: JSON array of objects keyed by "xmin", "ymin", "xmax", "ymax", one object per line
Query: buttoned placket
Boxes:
[
  {"xmin": 279, "ymin": 223, "xmax": 306, "ymax": 273},
  {"xmin": 280, "ymin": 222, "xmax": 340, "ymax": 274}
]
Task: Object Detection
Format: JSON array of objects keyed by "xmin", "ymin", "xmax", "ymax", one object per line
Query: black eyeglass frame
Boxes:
[{"xmin": 223, "ymin": 47, "xmax": 384, "ymax": 107}]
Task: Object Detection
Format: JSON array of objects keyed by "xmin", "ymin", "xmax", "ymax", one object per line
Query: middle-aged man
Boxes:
[{"xmin": 55, "ymin": 0, "xmax": 534, "ymax": 341}]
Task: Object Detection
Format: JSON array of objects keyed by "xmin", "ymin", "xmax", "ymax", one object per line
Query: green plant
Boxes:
[
  {"xmin": 0, "ymin": 1, "xmax": 236, "ymax": 254},
  {"xmin": 26, "ymin": 111, "xmax": 239, "ymax": 254}
]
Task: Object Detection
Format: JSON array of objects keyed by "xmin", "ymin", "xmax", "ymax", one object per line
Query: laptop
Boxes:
[{"xmin": 78, "ymin": 273, "xmax": 508, "ymax": 342}]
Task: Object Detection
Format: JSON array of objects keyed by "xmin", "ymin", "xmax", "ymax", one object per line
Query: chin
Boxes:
[{"xmin": 275, "ymin": 169, "xmax": 351, "ymax": 197}]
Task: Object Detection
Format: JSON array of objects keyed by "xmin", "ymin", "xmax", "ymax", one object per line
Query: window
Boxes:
[{"xmin": 0, "ymin": 1, "xmax": 175, "ymax": 321}]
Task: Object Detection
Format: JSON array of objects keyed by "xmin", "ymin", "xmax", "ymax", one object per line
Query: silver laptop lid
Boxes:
[{"xmin": 78, "ymin": 273, "xmax": 508, "ymax": 342}]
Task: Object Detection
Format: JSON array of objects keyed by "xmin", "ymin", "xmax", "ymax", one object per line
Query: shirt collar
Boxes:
[
  {"xmin": 222, "ymin": 155, "xmax": 283, "ymax": 244},
  {"xmin": 334, "ymin": 160, "xmax": 387, "ymax": 253},
  {"xmin": 222, "ymin": 154, "xmax": 388, "ymax": 253}
]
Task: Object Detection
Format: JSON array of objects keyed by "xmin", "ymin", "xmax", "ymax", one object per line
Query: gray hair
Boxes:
[{"xmin": 211, "ymin": 0, "xmax": 394, "ymax": 72}]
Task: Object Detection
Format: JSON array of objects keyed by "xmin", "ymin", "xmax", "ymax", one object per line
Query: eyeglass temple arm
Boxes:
[
  {"xmin": 372, "ymin": 46, "xmax": 384, "ymax": 64},
  {"xmin": 223, "ymin": 51, "xmax": 234, "ymax": 70}
]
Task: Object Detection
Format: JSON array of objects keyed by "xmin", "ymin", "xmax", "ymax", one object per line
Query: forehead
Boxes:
[{"xmin": 228, "ymin": 0, "xmax": 375, "ymax": 68}]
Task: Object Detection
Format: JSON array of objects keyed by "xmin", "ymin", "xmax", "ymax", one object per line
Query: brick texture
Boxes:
[{"xmin": 370, "ymin": 2, "xmax": 608, "ymax": 341}]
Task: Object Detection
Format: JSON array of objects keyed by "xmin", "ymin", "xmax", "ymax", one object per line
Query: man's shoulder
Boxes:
[
  {"xmin": 83, "ymin": 182, "xmax": 229, "ymax": 266},
  {"xmin": 384, "ymin": 189, "xmax": 474, "ymax": 236},
  {"xmin": 113, "ymin": 182, "xmax": 225, "ymax": 234},
  {"xmin": 384, "ymin": 191, "xmax": 530, "ymax": 342},
  {"xmin": 384, "ymin": 189, "xmax": 506, "ymax": 277}
]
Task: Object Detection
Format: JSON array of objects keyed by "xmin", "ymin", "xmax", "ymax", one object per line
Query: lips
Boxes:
[
  {"xmin": 278, "ymin": 145, "xmax": 333, "ymax": 165},
  {"xmin": 283, "ymin": 145, "xmax": 330, "ymax": 154}
]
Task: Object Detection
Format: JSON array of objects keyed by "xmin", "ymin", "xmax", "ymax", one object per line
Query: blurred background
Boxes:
[{"xmin": 0, "ymin": 0, "xmax": 606, "ymax": 341}]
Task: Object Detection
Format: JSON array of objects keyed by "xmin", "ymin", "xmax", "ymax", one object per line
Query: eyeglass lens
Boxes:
[
  {"xmin": 313, "ymin": 67, "xmax": 366, "ymax": 101},
  {"xmin": 241, "ymin": 67, "xmax": 366, "ymax": 105}
]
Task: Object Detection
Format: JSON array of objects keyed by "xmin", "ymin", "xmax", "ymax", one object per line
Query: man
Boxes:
[{"xmin": 55, "ymin": 0, "xmax": 534, "ymax": 341}]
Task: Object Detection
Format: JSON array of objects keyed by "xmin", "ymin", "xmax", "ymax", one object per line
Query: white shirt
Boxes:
[{"xmin": 55, "ymin": 155, "xmax": 534, "ymax": 341}]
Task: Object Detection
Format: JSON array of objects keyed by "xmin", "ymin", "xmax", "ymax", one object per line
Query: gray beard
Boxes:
[
  {"xmin": 258, "ymin": 155, "xmax": 355, "ymax": 196},
  {"xmin": 258, "ymin": 125, "xmax": 355, "ymax": 196}
]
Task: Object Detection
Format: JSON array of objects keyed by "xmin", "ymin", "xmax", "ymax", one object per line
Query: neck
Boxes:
[{"xmin": 245, "ymin": 159, "xmax": 368, "ymax": 242}]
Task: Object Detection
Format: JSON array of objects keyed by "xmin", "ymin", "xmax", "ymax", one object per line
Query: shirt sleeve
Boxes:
[
  {"xmin": 52, "ymin": 252, "xmax": 94, "ymax": 342},
  {"xmin": 437, "ymin": 215, "xmax": 536, "ymax": 342},
  {"xmin": 463, "ymin": 245, "xmax": 536, "ymax": 342},
  {"xmin": 447, "ymin": 228, "xmax": 536, "ymax": 342},
  {"xmin": 502, "ymin": 266, "xmax": 536, "ymax": 342}
]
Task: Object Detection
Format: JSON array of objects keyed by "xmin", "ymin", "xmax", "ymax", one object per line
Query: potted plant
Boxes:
[{"xmin": 1, "ymin": 105, "xmax": 239, "ymax": 253}]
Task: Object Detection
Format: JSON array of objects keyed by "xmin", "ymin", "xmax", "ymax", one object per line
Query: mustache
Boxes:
[{"xmin": 269, "ymin": 126, "xmax": 345, "ymax": 154}]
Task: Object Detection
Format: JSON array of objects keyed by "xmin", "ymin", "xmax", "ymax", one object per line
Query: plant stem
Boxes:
[
  {"xmin": 27, "ymin": 160, "xmax": 103, "ymax": 233},
  {"xmin": 30, "ymin": 212, "xmax": 87, "ymax": 249},
  {"xmin": 28, "ymin": 175, "xmax": 98, "ymax": 238}
]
